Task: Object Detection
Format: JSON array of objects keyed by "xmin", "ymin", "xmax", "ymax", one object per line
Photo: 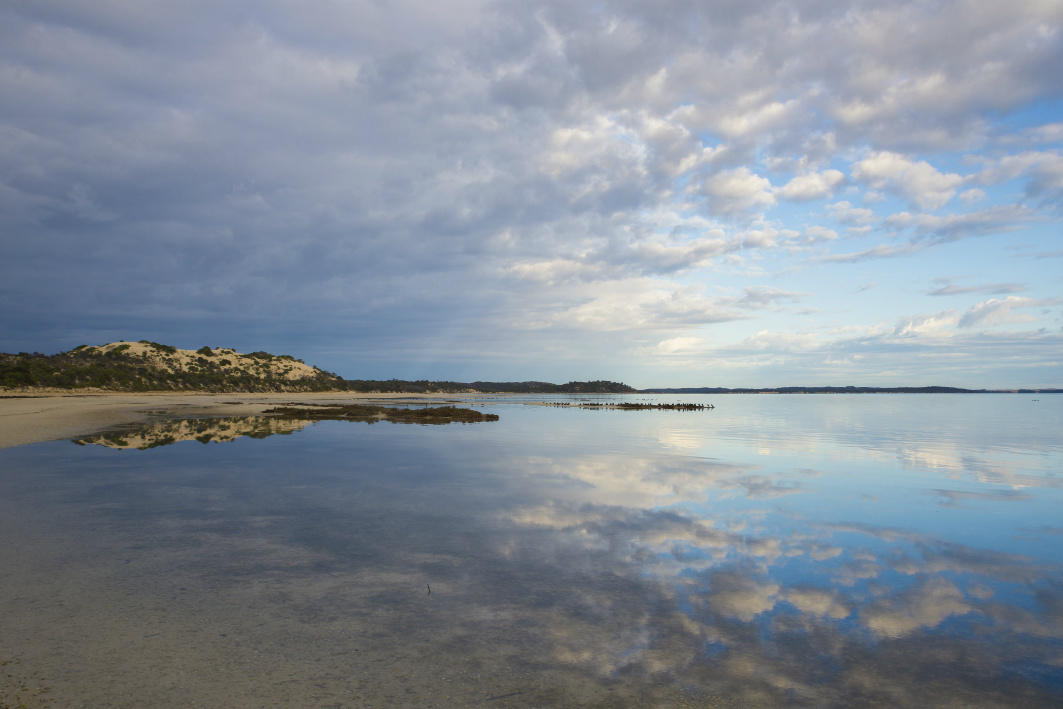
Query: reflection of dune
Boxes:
[{"xmin": 72, "ymin": 416, "xmax": 313, "ymax": 449}]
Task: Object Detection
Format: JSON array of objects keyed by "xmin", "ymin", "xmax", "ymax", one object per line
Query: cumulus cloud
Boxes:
[
  {"xmin": 702, "ymin": 167, "xmax": 776, "ymax": 216},
  {"xmin": 826, "ymin": 201, "xmax": 878, "ymax": 226},
  {"xmin": 800, "ymin": 225, "xmax": 838, "ymax": 244},
  {"xmin": 851, "ymin": 151, "xmax": 964, "ymax": 210},
  {"xmin": 655, "ymin": 336, "xmax": 707, "ymax": 355},
  {"xmin": 776, "ymin": 169, "xmax": 845, "ymax": 201},
  {"xmin": 971, "ymin": 151, "xmax": 1063, "ymax": 206},
  {"xmin": 958, "ymin": 296, "xmax": 1052, "ymax": 329},
  {"xmin": 540, "ymin": 280, "xmax": 747, "ymax": 331}
]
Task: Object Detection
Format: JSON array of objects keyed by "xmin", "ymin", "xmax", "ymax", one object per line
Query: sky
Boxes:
[{"xmin": 1, "ymin": 0, "xmax": 1061, "ymax": 388}]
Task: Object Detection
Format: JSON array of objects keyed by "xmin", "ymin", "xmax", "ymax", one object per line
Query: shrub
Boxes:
[
  {"xmin": 105, "ymin": 344, "xmax": 132, "ymax": 358},
  {"xmin": 144, "ymin": 341, "xmax": 177, "ymax": 355}
]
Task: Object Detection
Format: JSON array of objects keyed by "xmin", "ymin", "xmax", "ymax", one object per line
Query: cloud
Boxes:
[
  {"xmin": 971, "ymin": 151, "xmax": 1063, "ymax": 206},
  {"xmin": 776, "ymin": 169, "xmax": 845, "ymax": 201},
  {"xmin": 0, "ymin": 0, "xmax": 1060, "ymax": 387},
  {"xmin": 700, "ymin": 167, "xmax": 776, "ymax": 216},
  {"xmin": 1010, "ymin": 122, "xmax": 1063, "ymax": 146},
  {"xmin": 851, "ymin": 152, "xmax": 964, "ymax": 210},
  {"xmin": 655, "ymin": 336, "xmax": 707, "ymax": 355},
  {"xmin": 926, "ymin": 280, "xmax": 1026, "ymax": 296},
  {"xmin": 533, "ymin": 280, "xmax": 749, "ymax": 331},
  {"xmin": 802, "ymin": 225, "xmax": 838, "ymax": 243},
  {"xmin": 958, "ymin": 295, "xmax": 1054, "ymax": 329},
  {"xmin": 826, "ymin": 201, "xmax": 878, "ymax": 226},
  {"xmin": 728, "ymin": 286, "xmax": 806, "ymax": 310},
  {"xmin": 890, "ymin": 310, "xmax": 961, "ymax": 338},
  {"xmin": 825, "ymin": 204, "xmax": 1037, "ymax": 263}
]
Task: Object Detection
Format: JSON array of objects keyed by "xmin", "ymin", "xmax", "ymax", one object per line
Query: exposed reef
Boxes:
[
  {"xmin": 542, "ymin": 402, "xmax": 713, "ymax": 410},
  {"xmin": 263, "ymin": 404, "xmax": 500, "ymax": 425}
]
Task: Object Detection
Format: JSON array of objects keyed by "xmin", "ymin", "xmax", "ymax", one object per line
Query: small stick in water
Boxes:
[{"xmin": 427, "ymin": 583, "xmax": 431, "ymax": 596}]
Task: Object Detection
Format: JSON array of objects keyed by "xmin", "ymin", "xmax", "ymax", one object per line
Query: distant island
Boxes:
[{"xmin": 0, "ymin": 341, "xmax": 636, "ymax": 394}]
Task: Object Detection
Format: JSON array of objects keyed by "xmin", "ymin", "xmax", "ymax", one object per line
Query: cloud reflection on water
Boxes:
[
  {"xmin": 37, "ymin": 397, "xmax": 1063, "ymax": 706},
  {"xmin": 79, "ymin": 411, "xmax": 1058, "ymax": 694},
  {"xmin": 490, "ymin": 429, "xmax": 1063, "ymax": 704}
]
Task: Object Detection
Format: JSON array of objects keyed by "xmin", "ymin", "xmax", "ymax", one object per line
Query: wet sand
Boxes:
[{"xmin": 0, "ymin": 391, "xmax": 490, "ymax": 450}]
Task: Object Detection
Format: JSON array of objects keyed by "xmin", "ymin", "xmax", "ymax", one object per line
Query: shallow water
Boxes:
[{"xmin": 1, "ymin": 394, "xmax": 1061, "ymax": 708}]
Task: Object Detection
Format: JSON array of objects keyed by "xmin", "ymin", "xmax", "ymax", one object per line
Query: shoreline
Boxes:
[{"xmin": 0, "ymin": 391, "xmax": 499, "ymax": 450}]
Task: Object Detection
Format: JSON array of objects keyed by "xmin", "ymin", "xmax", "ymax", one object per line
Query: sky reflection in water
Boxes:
[{"xmin": 1, "ymin": 394, "xmax": 1061, "ymax": 707}]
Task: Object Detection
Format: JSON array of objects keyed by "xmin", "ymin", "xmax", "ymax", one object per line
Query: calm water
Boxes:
[{"xmin": 1, "ymin": 394, "xmax": 1061, "ymax": 708}]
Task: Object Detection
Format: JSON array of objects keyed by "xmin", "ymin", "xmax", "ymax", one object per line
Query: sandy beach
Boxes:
[{"xmin": 0, "ymin": 391, "xmax": 482, "ymax": 450}]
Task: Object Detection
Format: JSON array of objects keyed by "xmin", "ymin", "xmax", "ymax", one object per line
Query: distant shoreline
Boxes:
[
  {"xmin": 639, "ymin": 387, "xmax": 1063, "ymax": 394},
  {"xmin": 5, "ymin": 343, "xmax": 1058, "ymax": 396}
]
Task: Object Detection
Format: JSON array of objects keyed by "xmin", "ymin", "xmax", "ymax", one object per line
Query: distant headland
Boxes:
[
  {"xmin": 0, "ymin": 341, "xmax": 635, "ymax": 394},
  {"xmin": 1, "ymin": 342, "xmax": 1058, "ymax": 394}
]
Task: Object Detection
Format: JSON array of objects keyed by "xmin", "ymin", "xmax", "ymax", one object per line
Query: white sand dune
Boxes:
[{"xmin": 89, "ymin": 341, "xmax": 329, "ymax": 381}]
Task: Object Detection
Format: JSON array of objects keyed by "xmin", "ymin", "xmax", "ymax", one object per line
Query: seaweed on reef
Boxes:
[{"xmin": 263, "ymin": 404, "xmax": 499, "ymax": 425}]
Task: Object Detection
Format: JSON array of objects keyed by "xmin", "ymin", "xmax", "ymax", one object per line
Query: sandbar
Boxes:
[{"xmin": 0, "ymin": 391, "xmax": 491, "ymax": 449}]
